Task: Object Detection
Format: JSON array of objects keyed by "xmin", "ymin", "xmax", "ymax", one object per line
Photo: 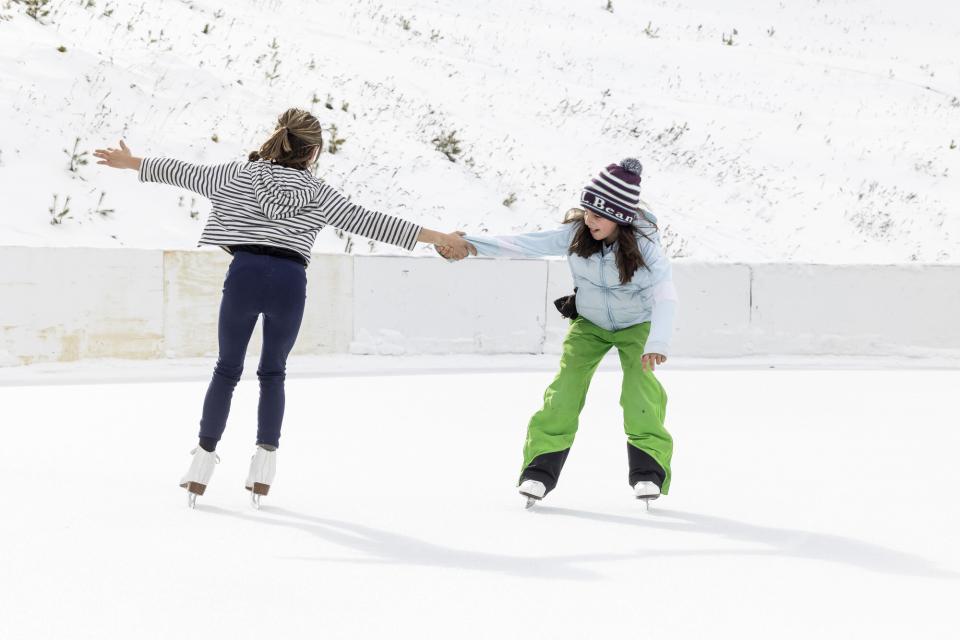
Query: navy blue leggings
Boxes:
[{"xmin": 198, "ymin": 251, "xmax": 307, "ymax": 449}]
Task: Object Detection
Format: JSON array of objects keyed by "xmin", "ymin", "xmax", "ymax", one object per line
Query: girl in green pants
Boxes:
[{"xmin": 458, "ymin": 158, "xmax": 678, "ymax": 506}]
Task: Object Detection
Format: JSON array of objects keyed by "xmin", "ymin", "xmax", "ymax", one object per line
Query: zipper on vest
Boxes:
[{"xmin": 599, "ymin": 249, "xmax": 617, "ymax": 330}]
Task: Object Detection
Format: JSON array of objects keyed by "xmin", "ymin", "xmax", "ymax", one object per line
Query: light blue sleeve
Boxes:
[
  {"xmin": 636, "ymin": 229, "xmax": 679, "ymax": 356},
  {"xmin": 462, "ymin": 226, "xmax": 574, "ymax": 258}
]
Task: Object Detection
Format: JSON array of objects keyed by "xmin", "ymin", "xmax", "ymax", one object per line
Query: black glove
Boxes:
[{"xmin": 553, "ymin": 288, "xmax": 578, "ymax": 319}]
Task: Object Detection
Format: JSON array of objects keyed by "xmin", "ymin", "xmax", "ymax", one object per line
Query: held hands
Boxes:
[
  {"xmin": 93, "ymin": 140, "xmax": 141, "ymax": 170},
  {"xmin": 435, "ymin": 231, "xmax": 476, "ymax": 261},
  {"xmin": 641, "ymin": 353, "xmax": 666, "ymax": 372}
]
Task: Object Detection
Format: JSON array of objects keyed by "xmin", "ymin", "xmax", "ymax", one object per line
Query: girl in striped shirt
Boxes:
[{"xmin": 95, "ymin": 108, "xmax": 474, "ymax": 508}]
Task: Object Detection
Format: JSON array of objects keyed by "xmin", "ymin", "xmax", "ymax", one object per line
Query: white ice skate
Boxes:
[
  {"xmin": 519, "ymin": 479, "xmax": 546, "ymax": 509},
  {"xmin": 179, "ymin": 448, "xmax": 220, "ymax": 508},
  {"xmin": 633, "ymin": 480, "xmax": 661, "ymax": 510},
  {"xmin": 245, "ymin": 446, "xmax": 277, "ymax": 509}
]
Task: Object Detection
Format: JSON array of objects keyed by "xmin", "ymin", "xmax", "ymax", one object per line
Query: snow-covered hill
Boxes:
[{"xmin": 1, "ymin": 0, "xmax": 958, "ymax": 262}]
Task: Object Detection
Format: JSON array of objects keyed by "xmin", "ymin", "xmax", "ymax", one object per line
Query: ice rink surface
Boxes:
[{"xmin": 1, "ymin": 356, "xmax": 957, "ymax": 638}]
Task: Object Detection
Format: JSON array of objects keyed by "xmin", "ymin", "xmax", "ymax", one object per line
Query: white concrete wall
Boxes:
[
  {"xmin": 0, "ymin": 247, "xmax": 164, "ymax": 365},
  {"xmin": 747, "ymin": 263, "xmax": 960, "ymax": 356},
  {"xmin": 351, "ymin": 256, "xmax": 548, "ymax": 354},
  {"xmin": 1, "ymin": 247, "xmax": 959, "ymax": 365},
  {"xmin": 672, "ymin": 263, "xmax": 754, "ymax": 357},
  {"xmin": 162, "ymin": 250, "xmax": 232, "ymax": 358},
  {"xmin": 161, "ymin": 250, "xmax": 354, "ymax": 358}
]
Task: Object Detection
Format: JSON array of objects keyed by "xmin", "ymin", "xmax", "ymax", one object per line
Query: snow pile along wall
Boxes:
[{"xmin": 1, "ymin": 248, "xmax": 958, "ymax": 365}]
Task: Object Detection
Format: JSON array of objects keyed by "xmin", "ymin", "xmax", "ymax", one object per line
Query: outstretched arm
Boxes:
[
  {"xmin": 262, "ymin": 183, "xmax": 475, "ymax": 257},
  {"xmin": 94, "ymin": 140, "xmax": 241, "ymax": 198},
  {"xmin": 458, "ymin": 226, "xmax": 575, "ymax": 259}
]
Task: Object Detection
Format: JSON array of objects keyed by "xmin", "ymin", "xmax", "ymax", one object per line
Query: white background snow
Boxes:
[{"xmin": 1, "ymin": 0, "xmax": 958, "ymax": 262}]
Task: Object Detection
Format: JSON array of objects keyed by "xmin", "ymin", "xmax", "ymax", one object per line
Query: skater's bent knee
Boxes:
[
  {"xmin": 256, "ymin": 369, "xmax": 286, "ymax": 383},
  {"xmin": 213, "ymin": 362, "xmax": 243, "ymax": 383}
]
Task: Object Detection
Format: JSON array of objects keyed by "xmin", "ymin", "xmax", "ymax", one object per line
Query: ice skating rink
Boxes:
[{"xmin": 1, "ymin": 357, "xmax": 957, "ymax": 639}]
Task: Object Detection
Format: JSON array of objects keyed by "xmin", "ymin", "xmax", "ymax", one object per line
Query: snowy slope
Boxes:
[
  {"xmin": 0, "ymin": 0, "xmax": 958, "ymax": 262},
  {"xmin": 0, "ymin": 361, "xmax": 957, "ymax": 638}
]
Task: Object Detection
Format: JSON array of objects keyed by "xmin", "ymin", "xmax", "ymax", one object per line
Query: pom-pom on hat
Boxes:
[{"xmin": 580, "ymin": 158, "xmax": 643, "ymax": 225}]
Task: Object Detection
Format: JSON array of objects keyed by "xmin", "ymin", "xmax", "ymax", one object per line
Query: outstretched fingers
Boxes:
[
  {"xmin": 92, "ymin": 141, "xmax": 135, "ymax": 169},
  {"xmin": 93, "ymin": 149, "xmax": 112, "ymax": 166}
]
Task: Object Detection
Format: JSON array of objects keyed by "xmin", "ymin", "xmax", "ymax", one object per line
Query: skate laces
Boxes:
[{"xmin": 188, "ymin": 448, "xmax": 220, "ymax": 464}]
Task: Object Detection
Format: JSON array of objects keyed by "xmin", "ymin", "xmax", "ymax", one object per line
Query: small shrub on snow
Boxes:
[
  {"xmin": 63, "ymin": 137, "xmax": 89, "ymax": 173},
  {"xmin": 14, "ymin": 0, "xmax": 50, "ymax": 22},
  {"xmin": 48, "ymin": 194, "xmax": 70, "ymax": 225},
  {"xmin": 92, "ymin": 192, "xmax": 114, "ymax": 218},
  {"xmin": 325, "ymin": 124, "xmax": 346, "ymax": 154},
  {"xmin": 432, "ymin": 130, "xmax": 462, "ymax": 162}
]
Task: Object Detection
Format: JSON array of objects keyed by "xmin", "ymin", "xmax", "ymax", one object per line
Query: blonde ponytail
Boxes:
[{"xmin": 250, "ymin": 108, "xmax": 324, "ymax": 169}]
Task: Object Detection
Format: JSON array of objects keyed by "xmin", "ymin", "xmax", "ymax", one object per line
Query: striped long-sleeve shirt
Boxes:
[{"xmin": 138, "ymin": 157, "xmax": 423, "ymax": 264}]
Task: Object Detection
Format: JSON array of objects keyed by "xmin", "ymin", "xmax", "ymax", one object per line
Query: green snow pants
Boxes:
[{"xmin": 521, "ymin": 317, "xmax": 673, "ymax": 494}]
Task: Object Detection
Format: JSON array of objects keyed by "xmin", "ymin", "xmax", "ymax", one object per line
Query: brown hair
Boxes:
[
  {"xmin": 248, "ymin": 108, "xmax": 324, "ymax": 170},
  {"xmin": 563, "ymin": 208, "xmax": 655, "ymax": 284}
]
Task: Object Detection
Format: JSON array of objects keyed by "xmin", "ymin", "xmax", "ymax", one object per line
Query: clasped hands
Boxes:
[{"xmin": 435, "ymin": 231, "xmax": 476, "ymax": 261}]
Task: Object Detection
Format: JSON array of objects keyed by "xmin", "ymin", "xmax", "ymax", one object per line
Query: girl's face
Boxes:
[{"xmin": 584, "ymin": 209, "xmax": 619, "ymax": 243}]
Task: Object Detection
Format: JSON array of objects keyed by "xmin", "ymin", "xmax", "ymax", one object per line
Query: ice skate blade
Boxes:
[
  {"xmin": 251, "ymin": 493, "xmax": 261, "ymax": 510},
  {"xmin": 180, "ymin": 481, "xmax": 206, "ymax": 508},
  {"xmin": 636, "ymin": 495, "xmax": 659, "ymax": 511}
]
